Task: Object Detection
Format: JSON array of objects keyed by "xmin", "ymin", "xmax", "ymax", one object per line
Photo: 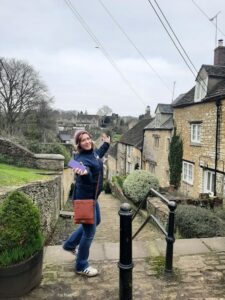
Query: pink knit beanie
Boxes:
[{"xmin": 74, "ymin": 130, "xmax": 89, "ymax": 145}]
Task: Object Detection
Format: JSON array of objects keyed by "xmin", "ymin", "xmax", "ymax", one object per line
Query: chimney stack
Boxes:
[{"xmin": 214, "ymin": 39, "xmax": 225, "ymax": 65}]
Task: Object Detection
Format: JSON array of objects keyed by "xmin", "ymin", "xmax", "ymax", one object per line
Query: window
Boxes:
[
  {"xmin": 127, "ymin": 162, "xmax": 131, "ymax": 174},
  {"xmin": 194, "ymin": 77, "xmax": 208, "ymax": 102},
  {"xmin": 127, "ymin": 146, "xmax": 131, "ymax": 157},
  {"xmin": 166, "ymin": 138, "xmax": 171, "ymax": 151},
  {"xmin": 191, "ymin": 123, "xmax": 201, "ymax": 143},
  {"xmin": 154, "ymin": 136, "xmax": 159, "ymax": 148},
  {"xmin": 150, "ymin": 163, "xmax": 155, "ymax": 174},
  {"xmin": 204, "ymin": 170, "xmax": 215, "ymax": 195},
  {"xmin": 182, "ymin": 161, "xmax": 194, "ymax": 185}
]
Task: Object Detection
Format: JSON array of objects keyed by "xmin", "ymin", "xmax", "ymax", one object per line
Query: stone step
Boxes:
[{"xmin": 44, "ymin": 240, "xmax": 158, "ymax": 264}]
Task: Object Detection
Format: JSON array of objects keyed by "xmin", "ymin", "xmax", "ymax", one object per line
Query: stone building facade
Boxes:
[
  {"xmin": 174, "ymin": 99, "xmax": 225, "ymax": 198},
  {"xmin": 110, "ymin": 118, "xmax": 152, "ymax": 176},
  {"xmin": 142, "ymin": 104, "xmax": 173, "ymax": 188},
  {"xmin": 173, "ymin": 40, "xmax": 225, "ymax": 199}
]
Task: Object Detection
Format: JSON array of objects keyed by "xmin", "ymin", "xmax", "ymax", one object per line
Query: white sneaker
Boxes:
[{"xmin": 76, "ymin": 266, "xmax": 98, "ymax": 277}]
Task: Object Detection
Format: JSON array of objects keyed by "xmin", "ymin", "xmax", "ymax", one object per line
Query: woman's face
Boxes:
[{"xmin": 79, "ymin": 133, "xmax": 92, "ymax": 151}]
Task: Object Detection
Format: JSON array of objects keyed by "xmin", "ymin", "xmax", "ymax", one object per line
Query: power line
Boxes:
[
  {"xmin": 146, "ymin": 0, "xmax": 207, "ymax": 93},
  {"xmin": 98, "ymin": 0, "xmax": 173, "ymax": 94},
  {"xmin": 153, "ymin": 0, "xmax": 199, "ymax": 75},
  {"xmin": 63, "ymin": 0, "xmax": 146, "ymax": 107},
  {"xmin": 146, "ymin": 0, "xmax": 197, "ymax": 78}
]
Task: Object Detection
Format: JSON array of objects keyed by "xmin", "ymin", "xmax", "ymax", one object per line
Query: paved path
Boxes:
[{"xmin": 22, "ymin": 193, "xmax": 225, "ymax": 300}]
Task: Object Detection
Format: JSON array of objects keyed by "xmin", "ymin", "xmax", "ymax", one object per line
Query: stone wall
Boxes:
[
  {"xmin": 174, "ymin": 100, "xmax": 225, "ymax": 198},
  {"xmin": 0, "ymin": 176, "xmax": 61, "ymax": 241},
  {"xmin": 142, "ymin": 129, "xmax": 172, "ymax": 188},
  {"xmin": 110, "ymin": 180, "xmax": 169, "ymax": 228},
  {"xmin": 0, "ymin": 138, "xmax": 64, "ymax": 171},
  {"xmin": 147, "ymin": 197, "xmax": 169, "ymax": 228},
  {"xmin": 0, "ymin": 168, "xmax": 74, "ymax": 241},
  {"xmin": 61, "ymin": 168, "xmax": 74, "ymax": 207},
  {"xmin": 0, "ymin": 138, "xmax": 75, "ymax": 241}
]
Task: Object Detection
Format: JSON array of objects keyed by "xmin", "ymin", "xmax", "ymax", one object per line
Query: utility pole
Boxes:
[{"xmin": 171, "ymin": 81, "xmax": 176, "ymax": 103}]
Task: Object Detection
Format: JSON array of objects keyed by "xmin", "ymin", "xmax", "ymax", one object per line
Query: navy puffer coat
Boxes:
[{"xmin": 72, "ymin": 142, "xmax": 109, "ymax": 200}]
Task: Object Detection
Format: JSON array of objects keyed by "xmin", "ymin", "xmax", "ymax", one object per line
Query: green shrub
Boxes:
[
  {"xmin": 112, "ymin": 175, "xmax": 127, "ymax": 188},
  {"xmin": 0, "ymin": 191, "xmax": 44, "ymax": 266},
  {"xmin": 214, "ymin": 207, "xmax": 225, "ymax": 222},
  {"xmin": 103, "ymin": 180, "xmax": 111, "ymax": 194},
  {"xmin": 26, "ymin": 141, "xmax": 43, "ymax": 153},
  {"xmin": 0, "ymin": 154, "xmax": 24, "ymax": 167},
  {"xmin": 122, "ymin": 170, "xmax": 159, "ymax": 205},
  {"xmin": 175, "ymin": 205, "xmax": 225, "ymax": 238},
  {"xmin": 45, "ymin": 143, "xmax": 71, "ymax": 166}
]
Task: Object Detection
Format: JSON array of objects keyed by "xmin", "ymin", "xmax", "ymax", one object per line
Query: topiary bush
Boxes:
[
  {"xmin": 122, "ymin": 170, "xmax": 159, "ymax": 205},
  {"xmin": 175, "ymin": 205, "xmax": 225, "ymax": 238},
  {"xmin": 0, "ymin": 191, "xmax": 44, "ymax": 267}
]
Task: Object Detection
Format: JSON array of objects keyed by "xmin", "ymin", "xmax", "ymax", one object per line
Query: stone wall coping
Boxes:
[
  {"xmin": 0, "ymin": 137, "xmax": 33, "ymax": 155},
  {"xmin": 34, "ymin": 153, "xmax": 65, "ymax": 160}
]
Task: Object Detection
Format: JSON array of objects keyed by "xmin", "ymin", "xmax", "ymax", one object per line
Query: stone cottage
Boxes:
[
  {"xmin": 142, "ymin": 104, "xmax": 173, "ymax": 188},
  {"xmin": 173, "ymin": 40, "xmax": 225, "ymax": 198},
  {"xmin": 108, "ymin": 117, "xmax": 152, "ymax": 177}
]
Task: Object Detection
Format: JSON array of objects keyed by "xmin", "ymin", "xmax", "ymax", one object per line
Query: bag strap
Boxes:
[{"xmin": 94, "ymin": 173, "xmax": 100, "ymax": 201}]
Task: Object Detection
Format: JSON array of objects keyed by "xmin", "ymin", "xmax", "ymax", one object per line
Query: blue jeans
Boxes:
[{"xmin": 63, "ymin": 201, "xmax": 101, "ymax": 271}]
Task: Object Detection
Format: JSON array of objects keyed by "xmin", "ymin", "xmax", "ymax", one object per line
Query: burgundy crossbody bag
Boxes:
[{"xmin": 73, "ymin": 174, "xmax": 100, "ymax": 225}]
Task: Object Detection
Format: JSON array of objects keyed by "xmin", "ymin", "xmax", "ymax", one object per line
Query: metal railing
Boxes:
[
  {"xmin": 132, "ymin": 188, "xmax": 177, "ymax": 274},
  {"xmin": 118, "ymin": 189, "xmax": 177, "ymax": 299}
]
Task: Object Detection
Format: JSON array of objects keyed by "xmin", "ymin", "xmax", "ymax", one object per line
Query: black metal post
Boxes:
[
  {"xmin": 118, "ymin": 203, "xmax": 133, "ymax": 300},
  {"xmin": 165, "ymin": 201, "xmax": 176, "ymax": 276}
]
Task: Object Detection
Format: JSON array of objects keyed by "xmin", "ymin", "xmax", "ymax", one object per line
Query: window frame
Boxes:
[
  {"xmin": 182, "ymin": 161, "xmax": 194, "ymax": 185},
  {"xmin": 204, "ymin": 170, "xmax": 215, "ymax": 195},
  {"xmin": 154, "ymin": 136, "xmax": 159, "ymax": 148},
  {"xmin": 191, "ymin": 123, "xmax": 201, "ymax": 144},
  {"xmin": 194, "ymin": 77, "xmax": 208, "ymax": 102}
]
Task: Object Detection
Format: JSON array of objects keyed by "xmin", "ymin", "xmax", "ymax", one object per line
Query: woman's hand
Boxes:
[
  {"xmin": 102, "ymin": 133, "xmax": 111, "ymax": 144},
  {"xmin": 73, "ymin": 168, "xmax": 88, "ymax": 176}
]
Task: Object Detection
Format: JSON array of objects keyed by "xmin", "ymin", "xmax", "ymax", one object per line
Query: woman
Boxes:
[{"xmin": 63, "ymin": 130, "xmax": 110, "ymax": 277}]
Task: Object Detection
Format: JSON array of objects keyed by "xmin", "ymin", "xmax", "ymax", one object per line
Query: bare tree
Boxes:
[
  {"xmin": 96, "ymin": 105, "xmax": 113, "ymax": 116},
  {"xmin": 0, "ymin": 57, "xmax": 50, "ymax": 134}
]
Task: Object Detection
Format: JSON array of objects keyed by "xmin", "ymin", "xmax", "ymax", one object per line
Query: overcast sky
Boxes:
[{"xmin": 1, "ymin": 0, "xmax": 225, "ymax": 116}]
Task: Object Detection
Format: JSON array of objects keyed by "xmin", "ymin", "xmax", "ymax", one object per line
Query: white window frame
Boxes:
[
  {"xmin": 182, "ymin": 161, "xmax": 194, "ymax": 185},
  {"xmin": 194, "ymin": 77, "xmax": 208, "ymax": 102},
  {"xmin": 191, "ymin": 123, "xmax": 201, "ymax": 144},
  {"xmin": 127, "ymin": 146, "xmax": 131, "ymax": 157},
  {"xmin": 127, "ymin": 162, "xmax": 131, "ymax": 174},
  {"xmin": 204, "ymin": 170, "xmax": 215, "ymax": 195}
]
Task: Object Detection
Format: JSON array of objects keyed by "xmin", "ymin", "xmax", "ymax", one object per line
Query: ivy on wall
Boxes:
[{"xmin": 168, "ymin": 128, "xmax": 183, "ymax": 189}]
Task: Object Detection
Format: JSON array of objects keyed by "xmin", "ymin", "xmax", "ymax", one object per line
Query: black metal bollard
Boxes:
[
  {"xmin": 165, "ymin": 200, "xmax": 177, "ymax": 275},
  {"xmin": 118, "ymin": 203, "xmax": 133, "ymax": 300}
]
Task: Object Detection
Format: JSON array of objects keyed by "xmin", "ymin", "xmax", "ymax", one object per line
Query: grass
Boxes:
[
  {"xmin": 146, "ymin": 255, "xmax": 181, "ymax": 280},
  {"xmin": 0, "ymin": 163, "xmax": 50, "ymax": 187}
]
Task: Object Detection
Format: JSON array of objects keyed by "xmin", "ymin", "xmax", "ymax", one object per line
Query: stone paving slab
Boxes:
[
  {"xmin": 155, "ymin": 238, "xmax": 212, "ymax": 256},
  {"xmin": 44, "ymin": 240, "xmax": 151, "ymax": 264},
  {"xmin": 201, "ymin": 237, "xmax": 225, "ymax": 252}
]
